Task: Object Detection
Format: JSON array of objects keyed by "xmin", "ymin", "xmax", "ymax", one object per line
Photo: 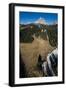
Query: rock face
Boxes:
[{"xmin": 42, "ymin": 48, "xmax": 58, "ymax": 76}]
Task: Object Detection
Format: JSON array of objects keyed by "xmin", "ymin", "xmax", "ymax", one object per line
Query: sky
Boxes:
[{"xmin": 19, "ymin": 11, "xmax": 58, "ymax": 25}]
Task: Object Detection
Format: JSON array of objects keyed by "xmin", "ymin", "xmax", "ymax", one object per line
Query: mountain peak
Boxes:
[{"xmin": 35, "ymin": 17, "xmax": 46, "ymax": 25}]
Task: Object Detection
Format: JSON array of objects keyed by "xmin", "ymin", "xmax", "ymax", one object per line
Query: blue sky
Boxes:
[{"xmin": 19, "ymin": 11, "xmax": 58, "ymax": 25}]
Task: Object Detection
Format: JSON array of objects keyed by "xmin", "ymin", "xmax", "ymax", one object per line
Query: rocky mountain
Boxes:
[{"xmin": 35, "ymin": 17, "xmax": 46, "ymax": 25}]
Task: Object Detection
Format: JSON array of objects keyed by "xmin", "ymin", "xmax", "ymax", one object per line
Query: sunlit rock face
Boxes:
[{"xmin": 41, "ymin": 48, "xmax": 58, "ymax": 76}]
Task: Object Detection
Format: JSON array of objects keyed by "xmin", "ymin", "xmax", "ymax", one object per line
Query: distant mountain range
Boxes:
[{"xmin": 20, "ymin": 17, "xmax": 57, "ymax": 25}]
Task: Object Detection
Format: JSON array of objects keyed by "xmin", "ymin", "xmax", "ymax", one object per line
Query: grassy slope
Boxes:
[
  {"xmin": 20, "ymin": 24, "xmax": 57, "ymax": 77},
  {"xmin": 20, "ymin": 24, "xmax": 58, "ymax": 47},
  {"xmin": 20, "ymin": 38, "xmax": 55, "ymax": 77}
]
